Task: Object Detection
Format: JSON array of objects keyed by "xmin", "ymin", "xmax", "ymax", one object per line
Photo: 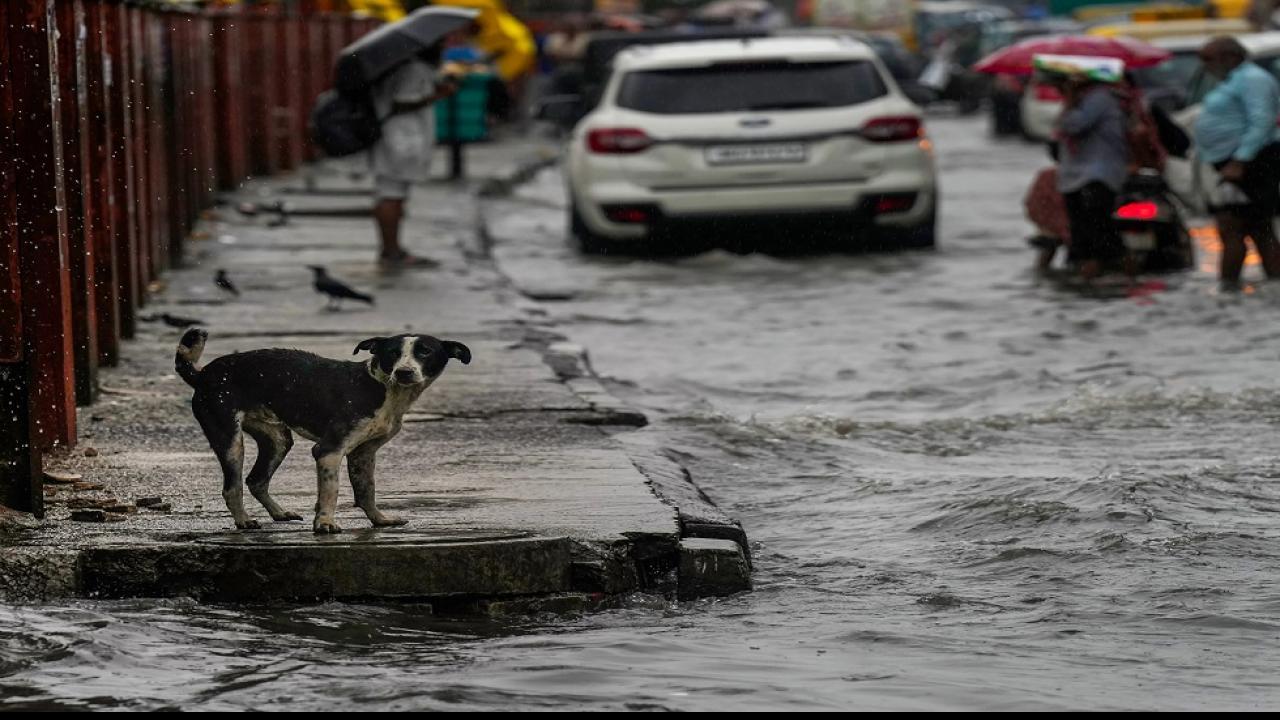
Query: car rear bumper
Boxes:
[{"xmin": 572, "ymin": 173, "xmax": 937, "ymax": 241}]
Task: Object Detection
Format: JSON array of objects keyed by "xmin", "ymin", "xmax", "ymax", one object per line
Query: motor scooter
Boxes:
[{"xmin": 1111, "ymin": 169, "xmax": 1195, "ymax": 273}]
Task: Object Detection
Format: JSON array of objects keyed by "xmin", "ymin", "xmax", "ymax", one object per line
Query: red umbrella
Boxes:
[{"xmin": 973, "ymin": 35, "xmax": 1172, "ymax": 75}]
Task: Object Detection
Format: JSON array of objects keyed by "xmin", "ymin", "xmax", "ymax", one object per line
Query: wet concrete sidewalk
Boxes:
[{"xmin": 0, "ymin": 139, "xmax": 749, "ymax": 607}]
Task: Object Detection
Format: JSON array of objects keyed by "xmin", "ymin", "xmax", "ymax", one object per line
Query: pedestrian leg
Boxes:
[
  {"xmin": 1244, "ymin": 214, "xmax": 1280, "ymax": 279},
  {"xmin": 1216, "ymin": 212, "xmax": 1249, "ymax": 287},
  {"xmin": 374, "ymin": 197, "xmax": 404, "ymax": 259}
]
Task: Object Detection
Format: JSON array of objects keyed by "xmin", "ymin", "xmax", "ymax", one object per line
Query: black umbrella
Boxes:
[{"xmin": 334, "ymin": 6, "xmax": 479, "ymax": 96}]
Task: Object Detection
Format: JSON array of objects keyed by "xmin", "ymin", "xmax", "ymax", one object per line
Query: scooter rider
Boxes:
[{"xmin": 1055, "ymin": 72, "xmax": 1131, "ymax": 281}]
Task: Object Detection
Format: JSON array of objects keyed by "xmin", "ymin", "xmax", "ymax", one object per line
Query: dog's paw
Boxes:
[
  {"xmin": 313, "ymin": 519, "xmax": 343, "ymax": 534},
  {"xmin": 371, "ymin": 515, "xmax": 408, "ymax": 527},
  {"xmin": 236, "ymin": 519, "xmax": 262, "ymax": 530},
  {"xmin": 272, "ymin": 510, "xmax": 304, "ymax": 522}
]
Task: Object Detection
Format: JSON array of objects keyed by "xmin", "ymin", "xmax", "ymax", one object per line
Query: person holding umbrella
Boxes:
[
  {"xmin": 370, "ymin": 43, "xmax": 460, "ymax": 269},
  {"xmin": 332, "ymin": 6, "xmax": 480, "ymax": 268}
]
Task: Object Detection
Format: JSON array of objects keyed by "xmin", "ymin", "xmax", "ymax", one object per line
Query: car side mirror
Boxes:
[{"xmin": 536, "ymin": 94, "xmax": 584, "ymax": 128}]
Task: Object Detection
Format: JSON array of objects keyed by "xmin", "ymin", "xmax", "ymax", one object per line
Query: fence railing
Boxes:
[{"xmin": 1, "ymin": 0, "xmax": 379, "ymax": 515}]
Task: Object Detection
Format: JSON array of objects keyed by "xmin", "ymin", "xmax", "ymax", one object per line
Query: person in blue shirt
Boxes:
[{"xmin": 1194, "ymin": 36, "xmax": 1280, "ymax": 289}]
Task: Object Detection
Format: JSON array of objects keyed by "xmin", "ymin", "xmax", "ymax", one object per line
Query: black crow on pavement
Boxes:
[
  {"xmin": 308, "ymin": 266, "xmax": 375, "ymax": 310},
  {"xmin": 215, "ymin": 269, "xmax": 240, "ymax": 297}
]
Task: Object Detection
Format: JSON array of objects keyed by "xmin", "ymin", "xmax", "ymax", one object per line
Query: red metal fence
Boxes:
[{"xmin": 0, "ymin": 0, "xmax": 379, "ymax": 516}]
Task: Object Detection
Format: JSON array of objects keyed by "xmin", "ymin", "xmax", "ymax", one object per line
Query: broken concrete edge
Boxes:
[
  {"xmin": 539, "ymin": 340, "xmax": 649, "ymax": 428},
  {"xmin": 525, "ymin": 338, "xmax": 752, "ymax": 596},
  {"xmin": 470, "ymin": 148, "xmax": 560, "ymax": 260},
  {"xmin": 476, "ymin": 149, "xmax": 561, "ymax": 199},
  {"xmin": 626, "ymin": 449, "xmax": 752, "ymax": 569},
  {"xmin": 536, "ymin": 343, "xmax": 750, "ymax": 558},
  {"xmin": 678, "ymin": 538, "xmax": 752, "ymax": 601}
]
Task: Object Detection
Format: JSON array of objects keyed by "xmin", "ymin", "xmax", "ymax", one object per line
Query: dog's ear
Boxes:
[
  {"xmin": 444, "ymin": 341, "xmax": 471, "ymax": 365},
  {"xmin": 353, "ymin": 337, "xmax": 386, "ymax": 355}
]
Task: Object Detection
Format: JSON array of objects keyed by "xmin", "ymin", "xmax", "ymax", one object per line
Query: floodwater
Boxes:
[{"xmin": 4, "ymin": 116, "xmax": 1280, "ymax": 710}]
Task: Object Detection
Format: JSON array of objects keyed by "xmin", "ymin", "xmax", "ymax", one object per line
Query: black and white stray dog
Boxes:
[{"xmin": 175, "ymin": 329, "xmax": 471, "ymax": 533}]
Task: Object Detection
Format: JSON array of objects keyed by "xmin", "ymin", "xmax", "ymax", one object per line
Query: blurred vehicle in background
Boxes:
[
  {"xmin": 983, "ymin": 17, "xmax": 1086, "ymax": 136},
  {"xmin": 1067, "ymin": 1, "xmax": 1245, "ymax": 25},
  {"xmin": 914, "ymin": 1, "xmax": 1013, "ymax": 56},
  {"xmin": 538, "ymin": 26, "xmax": 770, "ymax": 129},
  {"xmin": 779, "ymin": 26, "xmax": 932, "ymax": 104},
  {"xmin": 913, "ymin": 2, "xmax": 1014, "ymax": 114},
  {"xmin": 802, "ymin": 0, "xmax": 918, "ymax": 49},
  {"xmin": 1086, "ymin": 17, "xmax": 1253, "ymax": 40},
  {"xmin": 692, "ymin": 0, "xmax": 790, "ymax": 29},
  {"xmin": 562, "ymin": 36, "xmax": 938, "ymax": 254}
]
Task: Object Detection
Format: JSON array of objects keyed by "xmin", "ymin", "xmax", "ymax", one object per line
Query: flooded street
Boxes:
[{"xmin": 6, "ymin": 115, "xmax": 1280, "ymax": 710}]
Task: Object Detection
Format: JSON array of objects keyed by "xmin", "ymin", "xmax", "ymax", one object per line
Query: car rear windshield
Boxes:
[{"xmin": 615, "ymin": 60, "xmax": 888, "ymax": 114}]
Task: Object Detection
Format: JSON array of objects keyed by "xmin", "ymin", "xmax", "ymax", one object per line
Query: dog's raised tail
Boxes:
[{"xmin": 175, "ymin": 328, "xmax": 208, "ymax": 387}]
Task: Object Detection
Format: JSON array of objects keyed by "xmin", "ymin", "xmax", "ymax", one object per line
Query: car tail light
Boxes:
[
  {"xmin": 1033, "ymin": 83, "xmax": 1063, "ymax": 102},
  {"xmin": 1115, "ymin": 200, "xmax": 1159, "ymax": 220},
  {"xmin": 873, "ymin": 194, "xmax": 917, "ymax": 214},
  {"xmin": 603, "ymin": 205, "xmax": 653, "ymax": 224},
  {"xmin": 587, "ymin": 128, "xmax": 653, "ymax": 154},
  {"xmin": 861, "ymin": 116, "xmax": 923, "ymax": 142}
]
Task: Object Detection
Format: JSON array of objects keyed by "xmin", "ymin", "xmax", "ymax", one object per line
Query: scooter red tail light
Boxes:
[{"xmin": 1115, "ymin": 201, "xmax": 1159, "ymax": 220}]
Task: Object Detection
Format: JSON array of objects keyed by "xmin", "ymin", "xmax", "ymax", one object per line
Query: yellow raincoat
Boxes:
[
  {"xmin": 345, "ymin": 0, "xmax": 406, "ymax": 21},
  {"xmin": 430, "ymin": 0, "xmax": 535, "ymax": 81}
]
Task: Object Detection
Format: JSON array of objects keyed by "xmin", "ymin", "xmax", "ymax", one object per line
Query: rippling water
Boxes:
[{"xmin": 5, "ymin": 116, "xmax": 1280, "ymax": 710}]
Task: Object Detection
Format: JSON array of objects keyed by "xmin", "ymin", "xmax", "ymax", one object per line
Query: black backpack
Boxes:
[{"xmin": 310, "ymin": 89, "xmax": 381, "ymax": 158}]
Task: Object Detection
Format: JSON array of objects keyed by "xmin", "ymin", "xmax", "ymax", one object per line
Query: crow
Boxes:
[
  {"xmin": 214, "ymin": 269, "xmax": 240, "ymax": 297},
  {"xmin": 265, "ymin": 200, "xmax": 290, "ymax": 228},
  {"xmin": 308, "ymin": 266, "xmax": 375, "ymax": 310}
]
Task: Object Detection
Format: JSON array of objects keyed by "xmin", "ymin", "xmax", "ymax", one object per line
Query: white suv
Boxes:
[{"xmin": 564, "ymin": 36, "xmax": 939, "ymax": 253}]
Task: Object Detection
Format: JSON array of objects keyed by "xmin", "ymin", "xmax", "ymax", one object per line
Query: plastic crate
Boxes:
[{"xmin": 436, "ymin": 72, "xmax": 491, "ymax": 143}]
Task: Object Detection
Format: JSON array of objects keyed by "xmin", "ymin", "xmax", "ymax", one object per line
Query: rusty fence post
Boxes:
[
  {"xmin": 145, "ymin": 9, "xmax": 169, "ymax": 275},
  {"xmin": 243, "ymin": 9, "xmax": 273, "ymax": 176},
  {"xmin": 158, "ymin": 7, "xmax": 184, "ymax": 264},
  {"xmin": 127, "ymin": 3, "xmax": 151, "ymax": 301},
  {"xmin": 0, "ymin": 0, "xmax": 41, "ymax": 514},
  {"xmin": 195, "ymin": 13, "xmax": 218, "ymax": 203},
  {"xmin": 212, "ymin": 5, "xmax": 249, "ymax": 190},
  {"xmin": 55, "ymin": 0, "xmax": 100, "ymax": 407},
  {"xmin": 106, "ymin": 0, "xmax": 138, "ymax": 340},
  {"xmin": 302, "ymin": 13, "xmax": 325, "ymax": 162},
  {"xmin": 276, "ymin": 9, "xmax": 304, "ymax": 171},
  {"xmin": 86, "ymin": 0, "xmax": 120, "ymax": 367},
  {"xmin": 2, "ymin": 0, "xmax": 88, "ymax": 516}
]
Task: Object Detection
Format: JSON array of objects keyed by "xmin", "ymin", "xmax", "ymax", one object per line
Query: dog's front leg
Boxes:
[
  {"xmin": 312, "ymin": 445, "xmax": 345, "ymax": 534},
  {"xmin": 349, "ymin": 441, "xmax": 406, "ymax": 527}
]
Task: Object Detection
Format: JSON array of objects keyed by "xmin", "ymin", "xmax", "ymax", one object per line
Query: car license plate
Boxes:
[
  {"xmin": 705, "ymin": 143, "xmax": 807, "ymax": 166},
  {"xmin": 1122, "ymin": 231, "xmax": 1156, "ymax": 251}
]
